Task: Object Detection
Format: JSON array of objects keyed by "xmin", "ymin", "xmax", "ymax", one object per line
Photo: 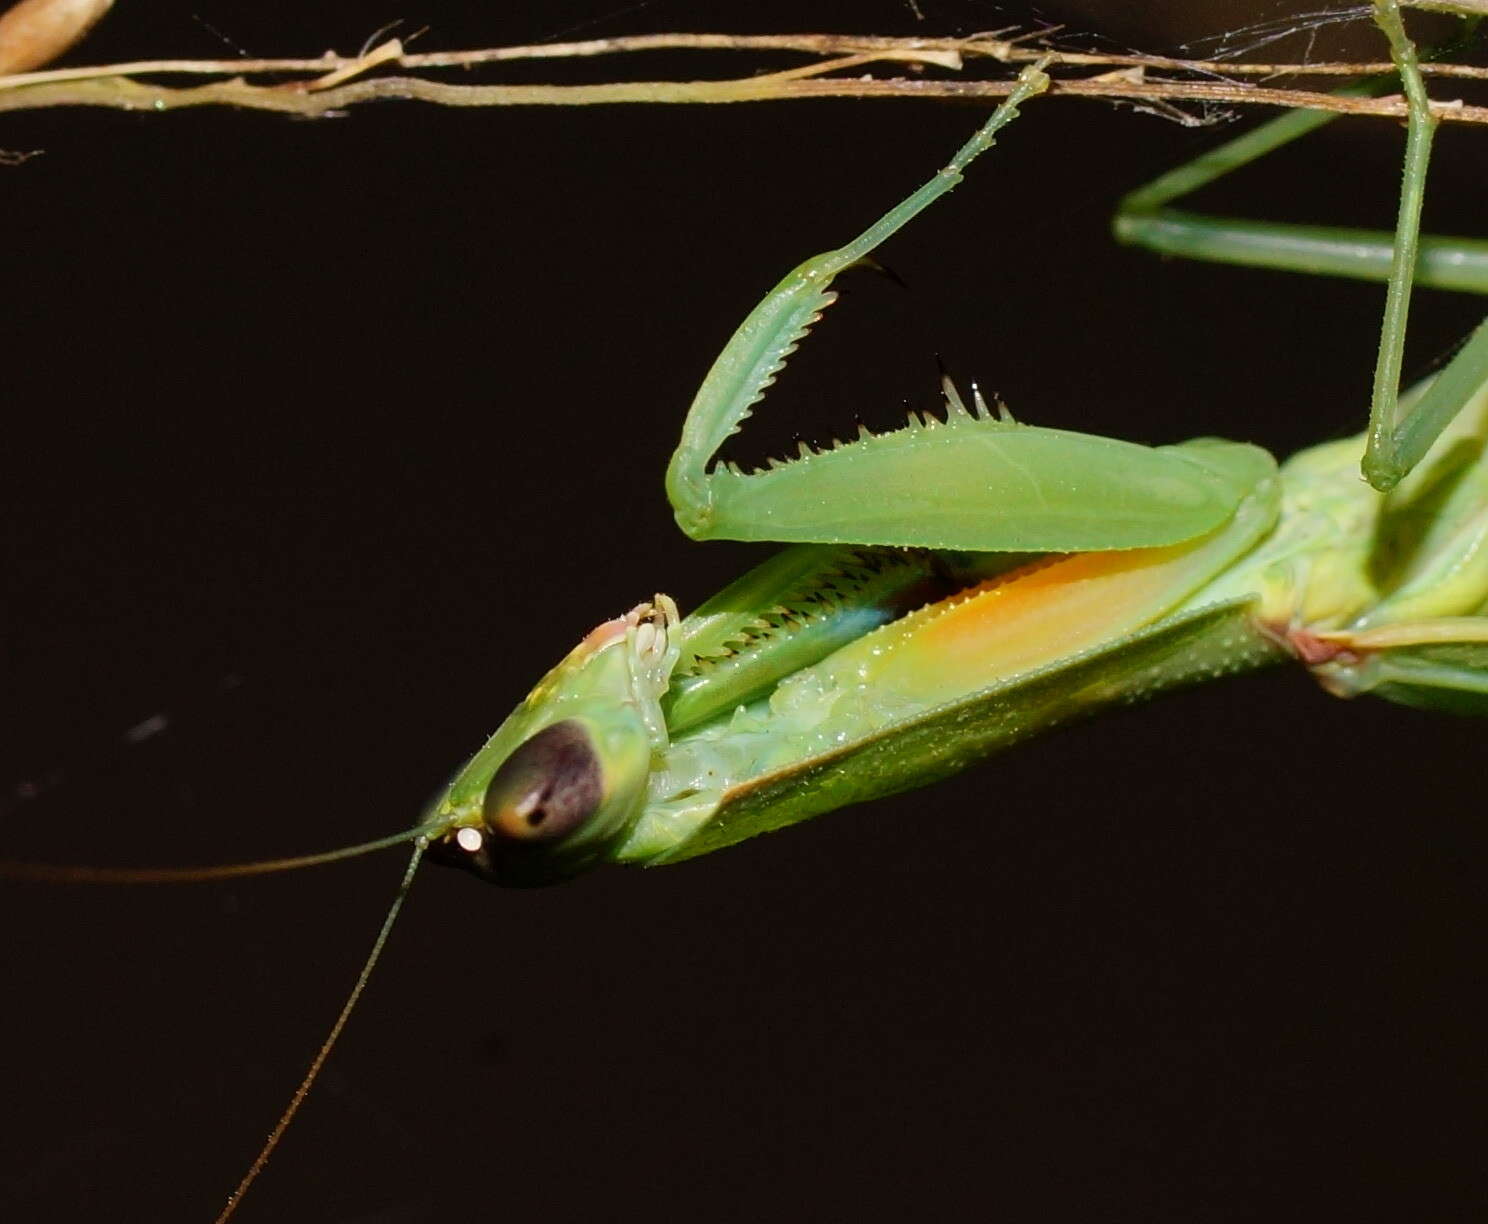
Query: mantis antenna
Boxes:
[
  {"xmin": 0, "ymin": 821, "xmax": 440, "ymax": 882},
  {"xmin": 213, "ymin": 839, "xmax": 428, "ymax": 1223},
  {"xmin": 2, "ymin": 822, "xmax": 439, "ymax": 1219}
]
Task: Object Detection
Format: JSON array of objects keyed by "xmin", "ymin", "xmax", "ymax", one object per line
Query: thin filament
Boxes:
[
  {"xmin": 213, "ymin": 838, "xmax": 427, "ymax": 1224},
  {"xmin": 0, "ymin": 822, "xmax": 442, "ymax": 884}
]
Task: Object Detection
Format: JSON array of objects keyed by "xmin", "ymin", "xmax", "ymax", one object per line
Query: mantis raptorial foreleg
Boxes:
[
  {"xmin": 664, "ymin": 61, "xmax": 1276, "ymax": 554},
  {"xmin": 1116, "ymin": 0, "xmax": 1488, "ymax": 491}
]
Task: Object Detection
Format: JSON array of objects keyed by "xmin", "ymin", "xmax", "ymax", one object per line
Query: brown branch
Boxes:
[
  {"xmin": 0, "ymin": 30, "xmax": 1485, "ymax": 124},
  {"xmin": 2, "ymin": 65, "xmax": 1486, "ymax": 126},
  {"xmin": 5, "ymin": 32, "xmax": 1488, "ymax": 88}
]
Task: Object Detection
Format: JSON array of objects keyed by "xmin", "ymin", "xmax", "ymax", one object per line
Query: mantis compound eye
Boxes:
[
  {"xmin": 430, "ymin": 692, "xmax": 656, "ymax": 888},
  {"xmin": 481, "ymin": 719, "xmax": 603, "ymax": 844}
]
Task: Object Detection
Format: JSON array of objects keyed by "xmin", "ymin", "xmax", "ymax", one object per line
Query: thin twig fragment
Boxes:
[{"xmin": 0, "ymin": 29, "xmax": 1484, "ymax": 126}]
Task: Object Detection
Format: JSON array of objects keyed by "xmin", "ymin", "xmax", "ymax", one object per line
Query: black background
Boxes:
[{"xmin": 3, "ymin": 2, "xmax": 1486, "ymax": 1221}]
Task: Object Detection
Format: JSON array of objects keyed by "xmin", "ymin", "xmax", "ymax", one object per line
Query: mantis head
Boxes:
[{"xmin": 426, "ymin": 598, "xmax": 679, "ymax": 886}]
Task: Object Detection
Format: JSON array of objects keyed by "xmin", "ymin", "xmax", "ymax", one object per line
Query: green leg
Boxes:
[
  {"xmin": 1115, "ymin": 1, "xmax": 1488, "ymax": 492},
  {"xmin": 1314, "ymin": 380, "xmax": 1488, "ymax": 713},
  {"xmin": 664, "ymin": 60, "xmax": 1053, "ymax": 539},
  {"xmin": 664, "ymin": 60, "xmax": 1276, "ymax": 554},
  {"xmin": 1368, "ymin": 0, "xmax": 1448, "ymax": 490}
]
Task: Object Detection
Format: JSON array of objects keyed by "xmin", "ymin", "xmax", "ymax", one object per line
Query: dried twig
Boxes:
[{"xmin": 0, "ymin": 29, "xmax": 1484, "ymax": 125}]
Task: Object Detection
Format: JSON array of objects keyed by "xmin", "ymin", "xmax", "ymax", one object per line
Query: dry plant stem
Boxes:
[
  {"xmin": 1, "ymin": 27, "xmax": 1486, "ymax": 123},
  {"xmin": 0, "ymin": 65, "xmax": 1487, "ymax": 125},
  {"xmin": 6, "ymin": 32, "xmax": 1488, "ymax": 89}
]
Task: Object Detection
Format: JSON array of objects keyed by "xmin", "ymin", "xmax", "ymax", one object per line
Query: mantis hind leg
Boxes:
[{"xmin": 1116, "ymin": 0, "xmax": 1488, "ymax": 491}]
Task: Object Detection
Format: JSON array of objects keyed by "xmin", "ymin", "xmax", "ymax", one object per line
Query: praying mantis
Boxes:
[{"xmin": 4, "ymin": 1, "xmax": 1487, "ymax": 1220}]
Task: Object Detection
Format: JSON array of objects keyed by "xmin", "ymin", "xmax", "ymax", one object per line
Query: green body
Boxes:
[
  {"xmin": 75, "ymin": 13, "xmax": 1488, "ymax": 1221},
  {"xmin": 428, "ymin": 377, "xmax": 1487, "ymax": 879},
  {"xmin": 426, "ymin": 14, "xmax": 1488, "ymax": 885}
]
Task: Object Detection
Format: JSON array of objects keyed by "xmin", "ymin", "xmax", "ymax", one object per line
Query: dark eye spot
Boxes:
[{"xmin": 482, "ymin": 719, "xmax": 602, "ymax": 844}]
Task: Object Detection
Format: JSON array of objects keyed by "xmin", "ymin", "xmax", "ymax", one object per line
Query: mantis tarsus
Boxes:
[{"xmin": 5, "ymin": 2, "xmax": 1487, "ymax": 1220}]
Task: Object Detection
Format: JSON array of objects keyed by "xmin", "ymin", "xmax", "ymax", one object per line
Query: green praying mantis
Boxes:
[
  {"xmin": 6, "ymin": 2, "xmax": 1488, "ymax": 1219},
  {"xmin": 427, "ymin": 20, "xmax": 1488, "ymax": 889}
]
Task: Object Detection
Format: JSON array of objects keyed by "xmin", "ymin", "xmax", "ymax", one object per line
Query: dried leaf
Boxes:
[{"xmin": 0, "ymin": 0, "xmax": 113, "ymax": 75}]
